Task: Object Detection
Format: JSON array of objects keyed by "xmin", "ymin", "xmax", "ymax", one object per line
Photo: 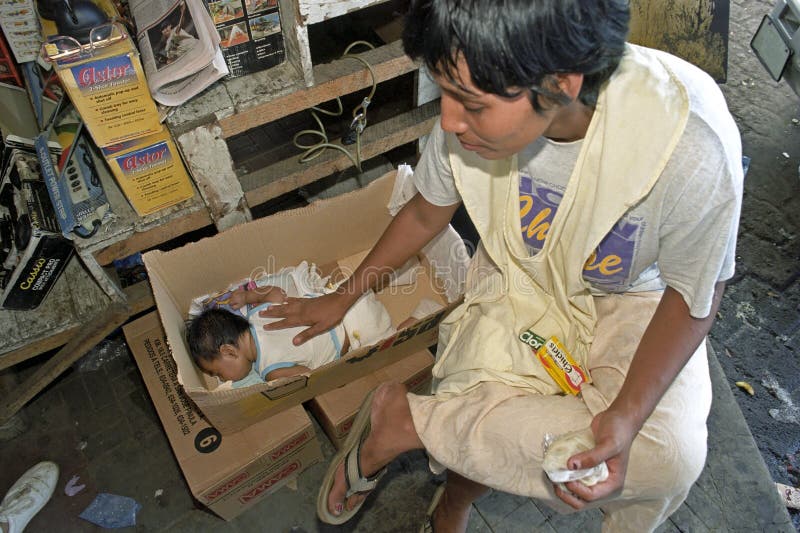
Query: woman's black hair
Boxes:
[
  {"xmin": 402, "ymin": 0, "xmax": 630, "ymax": 110},
  {"xmin": 186, "ymin": 308, "xmax": 250, "ymax": 363}
]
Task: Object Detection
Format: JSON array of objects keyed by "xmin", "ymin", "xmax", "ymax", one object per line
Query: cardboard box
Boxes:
[
  {"xmin": 309, "ymin": 349, "xmax": 434, "ymax": 450},
  {"xmin": 124, "ymin": 312, "xmax": 323, "ymax": 521},
  {"xmin": 1, "ymin": 150, "xmax": 74, "ymax": 310},
  {"xmin": 101, "ymin": 126, "xmax": 195, "ymax": 216},
  {"xmin": 143, "ymin": 170, "xmax": 461, "ymax": 434},
  {"xmin": 40, "ymin": 1, "xmax": 162, "ymax": 147}
]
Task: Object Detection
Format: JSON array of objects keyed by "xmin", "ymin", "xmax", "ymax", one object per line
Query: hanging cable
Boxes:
[{"xmin": 292, "ymin": 41, "xmax": 378, "ymax": 172}]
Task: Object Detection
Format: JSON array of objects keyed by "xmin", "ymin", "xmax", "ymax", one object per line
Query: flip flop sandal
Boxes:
[
  {"xmin": 317, "ymin": 389, "xmax": 387, "ymax": 525},
  {"xmin": 419, "ymin": 484, "xmax": 446, "ymax": 533}
]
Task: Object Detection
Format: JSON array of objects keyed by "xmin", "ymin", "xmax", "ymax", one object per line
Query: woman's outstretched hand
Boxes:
[{"xmin": 258, "ymin": 291, "xmax": 353, "ymax": 345}]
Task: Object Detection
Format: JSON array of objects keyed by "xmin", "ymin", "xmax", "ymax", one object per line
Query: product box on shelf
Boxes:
[
  {"xmin": 142, "ymin": 170, "xmax": 465, "ymax": 434},
  {"xmin": 309, "ymin": 349, "xmax": 434, "ymax": 450},
  {"xmin": 39, "ymin": 0, "xmax": 162, "ymax": 147},
  {"xmin": 35, "ymin": 105, "xmax": 113, "ymax": 239},
  {"xmin": 0, "ymin": 149, "xmax": 73, "ymax": 310},
  {"xmin": 124, "ymin": 312, "xmax": 323, "ymax": 521},
  {"xmin": 100, "ymin": 126, "xmax": 194, "ymax": 216}
]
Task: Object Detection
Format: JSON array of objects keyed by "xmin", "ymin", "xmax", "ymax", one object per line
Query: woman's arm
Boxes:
[{"xmin": 556, "ymin": 281, "xmax": 726, "ymax": 508}]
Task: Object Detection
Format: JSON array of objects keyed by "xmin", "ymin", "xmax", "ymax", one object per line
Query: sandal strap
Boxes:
[
  {"xmin": 344, "ymin": 436, "xmax": 386, "ymax": 498},
  {"xmin": 418, "ymin": 484, "xmax": 445, "ymax": 533}
]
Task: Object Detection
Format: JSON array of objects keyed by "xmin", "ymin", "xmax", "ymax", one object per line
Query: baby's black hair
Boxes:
[
  {"xmin": 402, "ymin": 0, "xmax": 630, "ymax": 111},
  {"xmin": 186, "ymin": 308, "xmax": 250, "ymax": 363}
]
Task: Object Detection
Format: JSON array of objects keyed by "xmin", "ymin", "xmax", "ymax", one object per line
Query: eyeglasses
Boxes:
[{"xmin": 41, "ymin": 22, "xmax": 128, "ymax": 63}]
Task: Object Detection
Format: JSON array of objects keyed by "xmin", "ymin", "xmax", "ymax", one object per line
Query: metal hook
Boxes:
[{"xmin": 349, "ymin": 113, "xmax": 366, "ymax": 134}]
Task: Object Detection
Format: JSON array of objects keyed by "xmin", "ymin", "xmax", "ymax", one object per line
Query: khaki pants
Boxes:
[{"xmin": 408, "ymin": 291, "xmax": 711, "ymax": 532}]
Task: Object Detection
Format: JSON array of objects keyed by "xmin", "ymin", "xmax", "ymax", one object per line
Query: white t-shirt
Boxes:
[
  {"xmin": 414, "ymin": 49, "xmax": 743, "ymax": 318},
  {"xmin": 248, "ymin": 302, "xmax": 346, "ymax": 379}
]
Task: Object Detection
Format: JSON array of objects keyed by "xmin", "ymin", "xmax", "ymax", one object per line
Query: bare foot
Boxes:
[{"xmin": 326, "ymin": 458, "xmax": 369, "ymax": 516}]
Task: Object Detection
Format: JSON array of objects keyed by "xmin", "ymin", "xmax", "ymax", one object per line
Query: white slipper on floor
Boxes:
[
  {"xmin": 317, "ymin": 390, "xmax": 387, "ymax": 525},
  {"xmin": 0, "ymin": 461, "xmax": 59, "ymax": 533}
]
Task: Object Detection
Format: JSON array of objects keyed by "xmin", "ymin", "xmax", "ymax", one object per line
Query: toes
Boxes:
[
  {"xmin": 327, "ymin": 463, "xmax": 346, "ymax": 516},
  {"xmin": 345, "ymin": 492, "xmax": 366, "ymax": 512}
]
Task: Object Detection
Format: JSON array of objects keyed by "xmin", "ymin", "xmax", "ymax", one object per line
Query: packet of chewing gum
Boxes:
[{"xmin": 518, "ymin": 329, "xmax": 591, "ymax": 395}]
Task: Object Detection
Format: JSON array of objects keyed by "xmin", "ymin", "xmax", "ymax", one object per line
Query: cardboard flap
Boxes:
[
  {"xmin": 189, "ymin": 374, "xmax": 309, "ymax": 407},
  {"xmin": 143, "ymin": 262, "xmax": 205, "ymax": 391},
  {"xmin": 260, "ymin": 375, "xmax": 309, "ymax": 400}
]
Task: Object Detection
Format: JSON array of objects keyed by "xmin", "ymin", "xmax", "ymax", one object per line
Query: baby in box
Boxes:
[{"xmin": 186, "ymin": 261, "xmax": 436, "ymax": 388}]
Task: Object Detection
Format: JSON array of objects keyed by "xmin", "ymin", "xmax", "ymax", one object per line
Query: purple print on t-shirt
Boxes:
[{"xmin": 519, "ymin": 174, "xmax": 642, "ymax": 289}]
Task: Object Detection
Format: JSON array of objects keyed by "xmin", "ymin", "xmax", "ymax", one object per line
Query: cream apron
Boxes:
[{"xmin": 430, "ymin": 44, "xmax": 689, "ymax": 399}]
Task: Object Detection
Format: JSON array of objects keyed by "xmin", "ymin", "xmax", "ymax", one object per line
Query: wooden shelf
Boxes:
[
  {"xmin": 240, "ymin": 100, "xmax": 439, "ymax": 205},
  {"xmin": 166, "ymin": 40, "xmax": 415, "ymax": 139},
  {"xmin": 88, "ymin": 206, "xmax": 212, "ymax": 266},
  {"xmin": 299, "ymin": 0, "xmax": 393, "ymax": 26},
  {"xmin": 220, "ymin": 41, "xmax": 416, "ymax": 139},
  {"xmin": 0, "ymin": 244, "xmax": 158, "ymax": 363}
]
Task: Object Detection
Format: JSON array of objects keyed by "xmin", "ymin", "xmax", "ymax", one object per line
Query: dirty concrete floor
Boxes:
[
  {"xmin": 0, "ymin": 334, "xmax": 793, "ymax": 532},
  {"xmin": 1, "ymin": 0, "xmax": 799, "ymax": 531},
  {"xmin": 709, "ymin": 0, "xmax": 800, "ymax": 530}
]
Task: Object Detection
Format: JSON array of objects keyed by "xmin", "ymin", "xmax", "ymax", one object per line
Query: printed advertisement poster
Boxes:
[{"xmin": 206, "ymin": 0, "xmax": 285, "ymax": 78}]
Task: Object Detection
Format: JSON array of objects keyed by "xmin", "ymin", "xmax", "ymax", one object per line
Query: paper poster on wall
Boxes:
[{"xmin": 206, "ymin": 0, "xmax": 285, "ymax": 78}]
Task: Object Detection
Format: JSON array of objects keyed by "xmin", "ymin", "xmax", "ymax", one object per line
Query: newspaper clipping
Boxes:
[
  {"xmin": 130, "ymin": 0, "xmax": 228, "ymax": 106},
  {"xmin": 206, "ymin": 0, "xmax": 285, "ymax": 78}
]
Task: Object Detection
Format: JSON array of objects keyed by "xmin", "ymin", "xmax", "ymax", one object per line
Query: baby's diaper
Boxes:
[
  {"xmin": 342, "ymin": 290, "xmax": 395, "ymax": 350},
  {"xmin": 289, "ymin": 261, "xmax": 331, "ymax": 297}
]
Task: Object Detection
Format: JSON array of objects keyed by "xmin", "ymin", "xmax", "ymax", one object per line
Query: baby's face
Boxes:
[{"xmin": 199, "ymin": 351, "xmax": 251, "ymax": 382}]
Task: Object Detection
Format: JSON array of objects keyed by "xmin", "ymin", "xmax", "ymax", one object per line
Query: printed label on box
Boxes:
[
  {"xmin": 1, "ymin": 237, "xmax": 74, "ymax": 309},
  {"xmin": 57, "ymin": 44, "xmax": 162, "ymax": 147},
  {"xmin": 1, "ymin": 151, "xmax": 74, "ymax": 310},
  {"xmin": 103, "ymin": 131, "xmax": 194, "ymax": 216},
  {"xmin": 70, "ymin": 55, "xmax": 138, "ymax": 91}
]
